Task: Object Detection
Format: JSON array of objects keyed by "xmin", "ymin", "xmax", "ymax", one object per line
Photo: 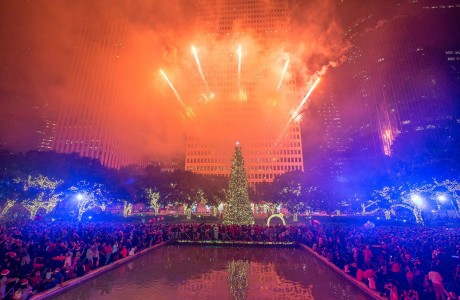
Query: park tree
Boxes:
[
  {"xmin": 273, "ymin": 171, "xmax": 304, "ymax": 221},
  {"xmin": 163, "ymin": 170, "xmax": 199, "ymax": 219},
  {"xmin": 434, "ymin": 179, "xmax": 460, "ymax": 215},
  {"xmin": 199, "ymin": 174, "xmax": 228, "ymax": 216},
  {"xmin": 145, "ymin": 188, "xmax": 161, "ymax": 215},
  {"xmin": 17, "ymin": 175, "xmax": 63, "ymax": 220},
  {"xmin": 70, "ymin": 181, "xmax": 108, "ymax": 221},
  {"xmin": 369, "ymin": 182, "xmax": 435, "ymax": 224}
]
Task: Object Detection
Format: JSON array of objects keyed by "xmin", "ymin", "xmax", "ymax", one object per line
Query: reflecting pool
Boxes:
[{"xmin": 55, "ymin": 245, "xmax": 373, "ymax": 300}]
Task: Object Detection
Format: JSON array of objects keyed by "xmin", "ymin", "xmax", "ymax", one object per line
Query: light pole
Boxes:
[
  {"xmin": 411, "ymin": 194, "xmax": 424, "ymax": 208},
  {"xmin": 411, "ymin": 194, "xmax": 424, "ymax": 224},
  {"xmin": 436, "ymin": 194, "xmax": 454, "ymax": 217}
]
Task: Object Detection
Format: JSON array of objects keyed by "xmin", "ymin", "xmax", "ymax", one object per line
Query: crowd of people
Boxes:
[
  {"xmin": 298, "ymin": 222, "xmax": 460, "ymax": 300},
  {"xmin": 1, "ymin": 218, "xmax": 460, "ymax": 299},
  {"xmin": 0, "ymin": 220, "xmax": 168, "ymax": 299},
  {"xmin": 167, "ymin": 222, "xmax": 460, "ymax": 299}
]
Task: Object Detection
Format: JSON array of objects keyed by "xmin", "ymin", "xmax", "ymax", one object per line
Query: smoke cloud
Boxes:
[{"xmin": 0, "ymin": 0, "xmax": 350, "ymax": 163}]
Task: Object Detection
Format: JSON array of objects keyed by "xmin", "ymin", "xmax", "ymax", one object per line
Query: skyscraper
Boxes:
[
  {"xmin": 338, "ymin": 0, "xmax": 460, "ymax": 158},
  {"xmin": 51, "ymin": 22, "xmax": 135, "ymax": 169},
  {"xmin": 184, "ymin": 0, "xmax": 304, "ymax": 185},
  {"xmin": 35, "ymin": 101, "xmax": 56, "ymax": 151}
]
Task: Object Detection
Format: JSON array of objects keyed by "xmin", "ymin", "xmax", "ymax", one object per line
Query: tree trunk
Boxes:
[
  {"xmin": 455, "ymin": 198, "xmax": 460, "ymax": 218},
  {"xmin": 183, "ymin": 204, "xmax": 192, "ymax": 220},
  {"xmin": 384, "ymin": 210, "xmax": 391, "ymax": 220},
  {"xmin": 1, "ymin": 200, "xmax": 15, "ymax": 216},
  {"xmin": 413, "ymin": 207, "xmax": 424, "ymax": 225},
  {"xmin": 29, "ymin": 207, "xmax": 39, "ymax": 220}
]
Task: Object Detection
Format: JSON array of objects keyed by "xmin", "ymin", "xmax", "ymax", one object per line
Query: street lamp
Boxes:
[
  {"xmin": 76, "ymin": 193, "xmax": 84, "ymax": 201},
  {"xmin": 436, "ymin": 194, "xmax": 452, "ymax": 216},
  {"xmin": 437, "ymin": 194, "xmax": 447, "ymax": 203},
  {"xmin": 411, "ymin": 194, "xmax": 424, "ymax": 208}
]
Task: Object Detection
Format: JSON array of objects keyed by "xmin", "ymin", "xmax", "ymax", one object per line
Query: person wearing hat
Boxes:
[
  {"xmin": 0, "ymin": 269, "xmax": 19, "ymax": 300},
  {"xmin": 12, "ymin": 279, "xmax": 32, "ymax": 300},
  {"xmin": 43, "ymin": 268, "xmax": 64, "ymax": 291}
]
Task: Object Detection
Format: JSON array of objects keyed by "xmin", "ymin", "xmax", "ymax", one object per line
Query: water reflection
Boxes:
[
  {"xmin": 55, "ymin": 245, "xmax": 372, "ymax": 300},
  {"xmin": 228, "ymin": 260, "xmax": 249, "ymax": 300}
]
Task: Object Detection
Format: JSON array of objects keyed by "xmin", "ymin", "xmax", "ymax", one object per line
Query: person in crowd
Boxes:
[
  {"xmin": 0, "ymin": 269, "xmax": 18, "ymax": 300},
  {"xmin": 428, "ymin": 268, "xmax": 446, "ymax": 300}
]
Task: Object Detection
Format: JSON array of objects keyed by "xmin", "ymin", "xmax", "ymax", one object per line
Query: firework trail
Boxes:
[
  {"xmin": 159, "ymin": 69, "xmax": 187, "ymax": 110},
  {"xmin": 191, "ymin": 45, "xmax": 210, "ymax": 91},
  {"xmin": 276, "ymin": 58, "xmax": 290, "ymax": 90},
  {"xmin": 275, "ymin": 77, "xmax": 321, "ymax": 144},
  {"xmin": 290, "ymin": 77, "xmax": 321, "ymax": 120},
  {"xmin": 237, "ymin": 45, "xmax": 242, "ymax": 89}
]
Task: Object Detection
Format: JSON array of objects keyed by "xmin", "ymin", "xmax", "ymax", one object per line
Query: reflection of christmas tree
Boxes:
[
  {"xmin": 223, "ymin": 144, "xmax": 254, "ymax": 225},
  {"xmin": 228, "ymin": 260, "xmax": 249, "ymax": 300}
]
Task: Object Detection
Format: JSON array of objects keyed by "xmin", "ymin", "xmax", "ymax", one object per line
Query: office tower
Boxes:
[
  {"xmin": 317, "ymin": 90, "xmax": 347, "ymax": 178},
  {"xmin": 184, "ymin": 0, "xmax": 304, "ymax": 185},
  {"xmin": 35, "ymin": 101, "xmax": 56, "ymax": 151},
  {"xmin": 338, "ymin": 0, "xmax": 460, "ymax": 157},
  {"xmin": 51, "ymin": 22, "xmax": 133, "ymax": 169}
]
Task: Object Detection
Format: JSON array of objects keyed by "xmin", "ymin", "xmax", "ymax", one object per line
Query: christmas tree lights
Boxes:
[
  {"xmin": 227, "ymin": 260, "xmax": 249, "ymax": 300},
  {"xmin": 223, "ymin": 144, "xmax": 254, "ymax": 225}
]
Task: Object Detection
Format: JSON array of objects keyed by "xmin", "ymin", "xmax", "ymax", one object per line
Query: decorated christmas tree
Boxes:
[{"xmin": 223, "ymin": 143, "xmax": 254, "ymax": 225}]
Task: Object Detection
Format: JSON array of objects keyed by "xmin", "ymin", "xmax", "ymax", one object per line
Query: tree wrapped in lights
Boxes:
[
  {"xmin": 371, "ymin": 184, "xmax": 434, "ymax": 224},
  {"xmin": 183, "ymin": 203, "xmax": 193, "ymax": 220},
  {"xmin": 361, "ymin": 200, "xmax": 381, "ymax": 215},
  {"xmin": 123, "ymin": 201, "xmax": 133, "ymax": 217},
  {"xmin": 223, "ymin": 144, "xmax": 254, "ymax": 225},
  {"xmin": 70, "ymin": 182, "xmax": 106, "ymax": 221},
  {"xmin": 435, "ymin": 179, "xmax": 460, "ymax": 216},
  {"xmin": 1, "ymin": 200, "xmax": 16, "ymax": 217},
  {"xmin": 401, "ymin": 183, "xmax": 435, "ymax": 224},
  {"xmin": 18, "ymin": 175, "xmax": 63, "ymax": 220},
  {"xmin": 227, "ymin": 260, "xmax": 249, "ymax": 300},
  {"xmin": 145, "ymin": 188, "xmax": 161, "ymax": 215}
]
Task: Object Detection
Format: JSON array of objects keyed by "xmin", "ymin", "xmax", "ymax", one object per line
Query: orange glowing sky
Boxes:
[{"xmin": 0, "ymin": 0, "xmax": 350, "ymax": 161}]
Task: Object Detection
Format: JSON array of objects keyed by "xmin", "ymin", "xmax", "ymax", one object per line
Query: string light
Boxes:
[
  {"xmin": 70, "ymin": 182, "xmax": 105, "ymax": 221},
  {"xmin": 227, "ymin": 260, "xmax": 249, "ymax": 300},
  {"xmin": 1, "ymin": 200, "xmax": 16, "ymax": 216},
  {"xmin": 183, "ymin": 204, "xmax": 192, "ymax": 220},
  {"xmin": 123, "ymin": 201, "xmax": 133, "ymax": 217},
  {"xmin": 146, "ymin": 188, "xmax": 161, "ymax": 215},
  {"xmin": 18, "ymin": 175, "xmax": 63, "ymax": 219},
  {"xmin": 223, "ymin": 144, "xmax": 254, "ymax": 225}
]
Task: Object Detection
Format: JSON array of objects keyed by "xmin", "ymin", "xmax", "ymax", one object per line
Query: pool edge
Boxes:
[{"xmin": 30, "ymin": 241, "xmax": 171, "ymax": 300}]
